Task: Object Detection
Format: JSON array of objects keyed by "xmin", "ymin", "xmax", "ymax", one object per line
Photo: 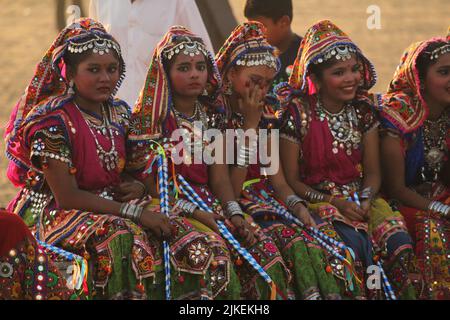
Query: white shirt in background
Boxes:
[{"xmin": 89, "ymin": 0, "xmax": 214, "ymax": 108}]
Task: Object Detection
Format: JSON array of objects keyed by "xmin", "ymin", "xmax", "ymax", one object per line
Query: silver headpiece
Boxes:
[
  {"xmin": 163, "ymin": 37, "xmax": 208, "ymax": 60},
  {"xmin": 314, "ymin": 45, "xmax": 357, "ymax": 64},
  {"xmin": 429, "ymin": 43, "xmax": 450, "ymax": 60},
  {"xmin": 67, "ymin": 35, "xmax": 121, "ymax": 56},
  {"xmin": 235, "ymin": 52, "xmax": 278, "ymax": 70}
]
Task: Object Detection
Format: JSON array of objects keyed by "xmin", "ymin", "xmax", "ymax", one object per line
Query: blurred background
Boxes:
[{"xmin": 0, "ymin": 0, "xmax": 449, "ymax": 207}]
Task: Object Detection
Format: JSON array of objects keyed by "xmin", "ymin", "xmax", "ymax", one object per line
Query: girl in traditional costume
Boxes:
[
  {"xmin": 379, "ymin": 37, "xmax": 450, "ymax": 299},
  {"xmin": 277, "ymin": 20, "xmax": 418, "ymax": 299}
]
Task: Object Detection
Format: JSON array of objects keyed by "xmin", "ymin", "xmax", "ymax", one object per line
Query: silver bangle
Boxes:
[
  {"xmin": 128, "ymin": 204, "xmax": 137, "ymax": 221},
  {"xmin": 224, "ymin": 201, "xmax": 244, "ymax": 219},
  {"xmin": 443, "ymin": 206, "xmax": 450, "ymax": 217},
  {"xmin": 229, "ymin": 211, "xmax": 245, "ymax": 219},
  {"xmin": 428, "ymin": 201, "xmax": 439, "ymax": 212},
  {"xmin": 127, "ymin": 203, "xmax": 136, "ymax": 219},
  {"xmin": 305, "ymin": 191, "xmax": 325, "ymax": 203},
  {"xmin": 236, "ymin": 142, "xmax": 257, "ymax": 168},
  {"xmin": 125, "ymin": 203, "xmax": 134, "ymax": 217},
  {"xmin": 175, "ymin": 199, "xmax": 198, "ymax": 218},
  {"xmin": 428, "ymin": 201, "xmax": 450, "ymax": 217},
  {"xmin": 120, "ymin": 202, "xmax": 143, "ymax": 223},
  {"xmin": 121, "ymin": 203, "xmax": 131, "ymax": 219},
  {"xmin": 236, "ymin": 147, "xmax": 250, "ymax": 167},
  {"xmin": 439, "ymin": 203, "xmax": 450, "ymax": 216},
  {"xmin": 286, "ymin": 194, "xmax": 307, "ymax": 211},
  {"xmin": 120, "ymin": 203, "xmax": 129, "ymax": 216},
  {"xmin": 133, "ymin": 205, "xmax": 144, "ymax": 223}
]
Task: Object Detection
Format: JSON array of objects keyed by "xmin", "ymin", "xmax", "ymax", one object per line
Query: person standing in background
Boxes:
[
  {"xmin": 89, "ymin": 0, "xmax": 214, "ymax": 107},
  {"xmin": 244, "ymin": 0, "xmax": 302, "ymax": 92},
  {"xmin": 195, "ymin": 0, "xmax": 238, "ymax": 52}
]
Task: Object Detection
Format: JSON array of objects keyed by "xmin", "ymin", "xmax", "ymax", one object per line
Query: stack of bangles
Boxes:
[
  {"xmin": 236, "ymin": 140, "xmax": 257, "ymax": 168},
  {"xmin": 305, "ymin": 190, "xmax": 325, "ymax": 203},
  {"xmin": 174, "ymin": 199, "xmax": 199, "ymax": 218},
  {"xmin": 428, "ymin": 201, "xmax": 450, "ymax": 217},
  {"xmin": 285, "ymin": 194, "xmax": 308, "ymax": 211},
  {"xmin": 120, "ymin": 202, "xmax": 144, "ymax": 223},
  {"xmin": 224, "ymin": 201, "xmax": 245, "ymax": 219}
]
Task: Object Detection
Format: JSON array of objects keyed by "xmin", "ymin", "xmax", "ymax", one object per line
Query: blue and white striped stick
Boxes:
[
  {"xmin": 156, "ymin": 154, "xmax": 172, "ymax": 301},
  {"xmin": 263, "ymin": 189, "xmax": 396, "ymax": 299},
  {"xmin": 249, "ymin": 185, "xmax": 397, "ymax": 300},
  {"xmin": 347, "ymin": 193, "xmax": 397, "ymax": 300},
  {"xmin": 259, "ymin": 189, "xmax": 348, "ymax": 250},
  {"xmin": 378, "ymin": 261, "xmax": 397, "ymax": 300},
  {"xmin": 36, "ymin": 240, "xmax": 87, "ymax": 291},
  {"xmin": 244, "ymin": 187, "xmax": 364, "ymax": 290},
  {"xmin": 176, "ymin": 174, "xmax": 275, "ymax": 289},
  {"xmin": 246, "ymin": 188, "xmax": 349, "ymax": 262}
]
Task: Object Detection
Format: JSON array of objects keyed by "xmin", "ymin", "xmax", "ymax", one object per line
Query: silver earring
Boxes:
[
  {"xmin": 68, "ymin": 80, "xmax": 75, "ymax": 95},
  {"xmin": 224, "ymin": 80, "xmax": 233, "ymax": 95}
]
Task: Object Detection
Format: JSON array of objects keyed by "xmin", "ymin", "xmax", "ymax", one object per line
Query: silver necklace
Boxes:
[
  {"xmin": 78, "ymin": 107, "xmax": 109, "ymax": 136},
  {"xmin": 316, "ymin": 98, "xmax": 361, "ymax": 155},
  {"xmin": 421, "ymin": 114, "xmax": 448, "ymax": 182},
  {"xmin": 74, "ymin": 102, "xmax": 119, "ymax": 171},
  {"xmin": 173, "ymin": 102, "xmax": 200, "ymax": 122},
  {"xmin": 173, "ymin": 100, "xmax": 208, "ymax": 128}
]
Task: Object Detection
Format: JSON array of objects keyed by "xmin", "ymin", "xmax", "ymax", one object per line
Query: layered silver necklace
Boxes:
[
  {"xmin": 74, "ymin": 102, "xmax": 119, "ymax": 171},
  {"xmin": 173, "ymin": 101, "xmax": 200, "ymax": 122},
  {"xmin": 316, "ymin": 99, "xmax": 362, "ymax": 155},
  {"xmin": 421, "ymin": 113, "xmax": 449, "ymax": 182}
]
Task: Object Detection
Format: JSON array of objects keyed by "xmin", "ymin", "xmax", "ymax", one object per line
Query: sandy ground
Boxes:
[{"xmin": 0, "ymin": 0, "xmax": 449, "ymax": 207}]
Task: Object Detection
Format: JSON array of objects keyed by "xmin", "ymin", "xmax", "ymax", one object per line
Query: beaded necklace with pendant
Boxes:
[
  {"xmin": 74, "ymin": 102, "xmax": 119, "ymax": 171},
  {"xmin": 316, "ymin": 99, "xmax": 361, "ymax": 155}
]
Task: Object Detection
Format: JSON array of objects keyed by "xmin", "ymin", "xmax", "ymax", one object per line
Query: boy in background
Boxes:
[{"xmin": 244, "ymin": 0, "xmax": 302, "ymax": 90}]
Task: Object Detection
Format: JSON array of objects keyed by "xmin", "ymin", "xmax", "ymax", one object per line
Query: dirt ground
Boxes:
[{"xmin": 0, "ymin": 0, "xmax": 448, "ymax": 207}]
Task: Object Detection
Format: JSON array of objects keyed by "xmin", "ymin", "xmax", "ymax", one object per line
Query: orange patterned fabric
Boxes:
[
  {"xmin": 284, "ymin": 19, "xmax": 376, "ymax": 94},
  {"xmin": 380, "ymin": 37, "xmax": 448, "ymax": 134}
]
